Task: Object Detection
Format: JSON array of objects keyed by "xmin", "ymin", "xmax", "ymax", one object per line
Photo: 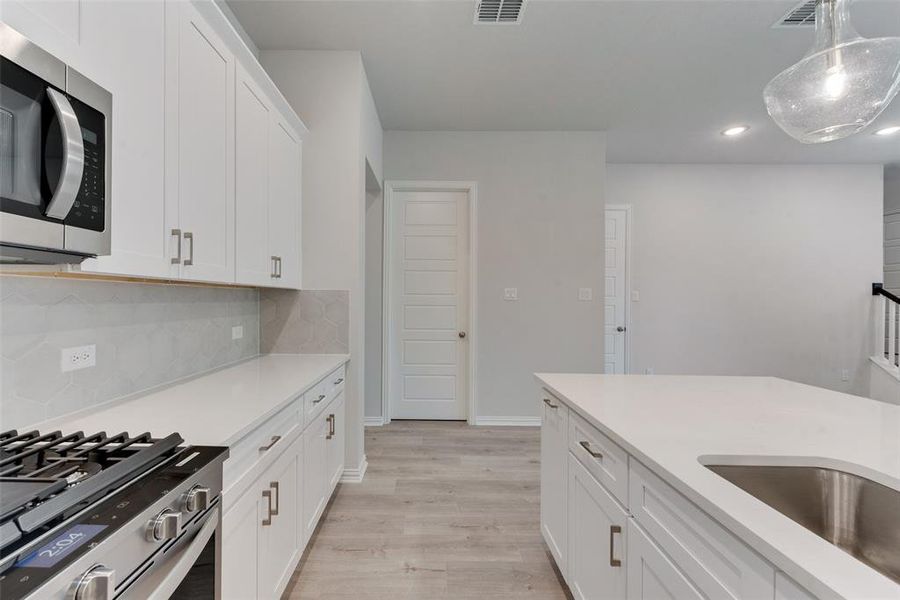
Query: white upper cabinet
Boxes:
[
  {"xmin": 267, "ymin": 118, "xmax": 302, "ymax": 289},
  {"xmin": 235, "ymin": 65, "xmax": 273, "ymax": 286},
  {"xmin": 166, "ymin": 1, "xmax": 236, "ymax": 284},
  {"xmin": 79, "ymin": 0, "xmax": 172, "ymax": 279},
  {"xmin": 7, "ymin": 0, "xmax": 305, "ymax": 287},
  {"xmin": 235, "ymin": 69, "xmax": 303, "ymax": 290}
]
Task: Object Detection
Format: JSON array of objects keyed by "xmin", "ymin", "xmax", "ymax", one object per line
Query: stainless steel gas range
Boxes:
[{"xmin": 0, "ymin": 429, "xmax": 228, "ymax": 599}]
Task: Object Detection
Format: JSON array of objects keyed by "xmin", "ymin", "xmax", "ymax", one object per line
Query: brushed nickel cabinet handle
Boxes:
[
  {"xmin": 271, "ymin": 256, "xmax": 278, "ymax": 278},
  {"xmin": 183, "ymin": 231, "xmax": 194, "ymax": 266},
  {"xmin": 326, "ymin": 414, "xmax": 334, "ymax": 439},
  {"xmin": 276, "ymin": 256, "xmax": 282, "ymax": 278},
  {"xmin": 610, "ymin": 525, "xmax": 622, "ymax": 567},
  {"xmin": 261, "ymin": 489, "xmax": 272, "ymax": 526},
  {"xmin": 579, "ymin": 440, "xmax": 603, "ymax": 459},
  {"xmin": 543, "ymin": 398, "xmax": 559, "ymax": 409},
  {"xmin": 333, "ymin": 377, "xmax": 344, "ymax": 385},
  {"xmin": 314, "ymin": 394, "xmax": 326, "ymax": 405},
  {"xmin": 171, "ymin": 229, "xmax": 182, "ymax": 264},
  {"xmin": 270, "ymin": 481, "xmax": 279, "ymax": 516},
  {"xmin": 258, "ymin": 435, "xmax": 281, "ymax": 452}
]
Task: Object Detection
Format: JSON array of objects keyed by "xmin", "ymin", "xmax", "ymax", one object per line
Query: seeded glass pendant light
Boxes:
[{"xmin": 763, "ymin": 0, "xmax": 900, "ymax": 144}]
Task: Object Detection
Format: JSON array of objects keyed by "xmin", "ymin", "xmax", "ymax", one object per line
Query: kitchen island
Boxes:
[{"xmin": 535, "ymin": 373, "xmax": 900, "ymax": 600}]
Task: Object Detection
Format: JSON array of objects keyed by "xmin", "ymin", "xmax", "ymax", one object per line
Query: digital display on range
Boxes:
[{"xmin": 14, "ymin": 524, "xmax": 107, "ymax": 569}]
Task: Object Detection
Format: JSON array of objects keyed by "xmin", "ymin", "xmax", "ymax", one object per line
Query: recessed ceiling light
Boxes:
[
  {"xmin": 874, "ymin": 126, "xmax": 900, "ymax": 136},
  {"xmin": 722, "ymin": 126, "xmax": 750, "ymax": 137}
]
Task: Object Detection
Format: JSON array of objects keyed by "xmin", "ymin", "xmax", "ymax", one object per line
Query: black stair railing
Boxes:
[{"xmin": 873, "ymin": 283, "xmax": 900, "ymax": 368}]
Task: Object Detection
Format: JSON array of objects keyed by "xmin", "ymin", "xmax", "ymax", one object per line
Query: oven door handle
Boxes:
[
  {"xmin": 44, "ymin": 88, "xmax": 85, "ymax": 220},
  {"xmin": 144, "ymin": 507, "xmax": 219, "ymax": 600}
]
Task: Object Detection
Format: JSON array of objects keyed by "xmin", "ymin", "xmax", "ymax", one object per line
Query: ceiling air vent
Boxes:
[
  {"xmin": 475, "ymin": 0, "xmax": 525, "ymax": 24},
  {"xmin": 774, "ymin": 0, "xmax": 818, "ymax": 28}
]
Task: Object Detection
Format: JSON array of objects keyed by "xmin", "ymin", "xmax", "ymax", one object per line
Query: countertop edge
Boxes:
[
  {"xmin": 33, "ymin": 354, "xmax": 350, "ymax": 448},
  {"xmin": 534, "ymin": 373, "xmax": 899, "ymax": 600},
  {"xmin": 219, "ymin": 354, "xmax": 349, "ymax": 447}
]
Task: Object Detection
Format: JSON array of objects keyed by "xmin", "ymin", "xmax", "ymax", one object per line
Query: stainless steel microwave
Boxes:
[{"xmin": 0, "ymin": 23, "xmax": 111, "ymax": 264}]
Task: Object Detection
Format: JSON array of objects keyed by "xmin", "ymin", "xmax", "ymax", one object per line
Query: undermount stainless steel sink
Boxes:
[{"xmin": 705, "ymin": 464, "xmax": 900, "ymax": 584}]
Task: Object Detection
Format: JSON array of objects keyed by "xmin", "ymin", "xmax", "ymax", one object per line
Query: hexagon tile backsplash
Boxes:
[
  {"xmin": 259, "ymin": 289, "xmax": 349, "ymax": 355},
  {"xmin": 0, "ymin": 275, "xmax": 260, "ymax": 430}
]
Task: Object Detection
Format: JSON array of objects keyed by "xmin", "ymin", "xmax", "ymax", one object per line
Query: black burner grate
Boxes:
[{"xmin": 0, "ymin": 429, "xmax": 183, "ymax": 554}]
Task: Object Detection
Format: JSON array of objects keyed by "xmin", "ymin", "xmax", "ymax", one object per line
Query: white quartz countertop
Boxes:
[
  {"xmin": 534, "ymin": 374, "xmax": 900, "ymax": 600},
  {"xmin": 40, "ymin": 354, "xmax": 349, "ymax": 447}
]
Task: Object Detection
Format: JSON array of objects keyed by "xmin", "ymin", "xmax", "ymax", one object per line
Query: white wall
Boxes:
[
  {"xmin": 885, "ymin": 165, "xmax": 900, "ymax": 294},
  {"xmin": 364, "ymin": 173, "xmax": 384, "ymax": 421},
  {"xmin": 384, "ymin": 131, "xmax": 606, "ymax": 420},
  {"xmin": 607, "ymin": 164, "xmax": 883, "ymax": 396},
  {"xmin": 261, "ymin": 50, "xmax": 383, "ymax": 475}
]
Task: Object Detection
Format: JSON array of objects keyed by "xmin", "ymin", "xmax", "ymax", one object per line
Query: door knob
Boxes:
[
  {"xmin": 616, "ymin": 326, "xmax": 626, "ymax": 332},
  {"xmin": 458, "ymin": 331, "xmax": 467, "ymax": 339}
]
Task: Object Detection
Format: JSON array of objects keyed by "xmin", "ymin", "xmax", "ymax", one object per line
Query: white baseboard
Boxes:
[
  {"xmin": 364, "ymin": 416, "xmax": 385, "ymax": 426},
  {"xmin": 474, "ymin": 416, "xmax": 541, "ymax": 427},
  {"xmin": 340, "ymin": 455, "xmax": 368, "ymax": 483}
]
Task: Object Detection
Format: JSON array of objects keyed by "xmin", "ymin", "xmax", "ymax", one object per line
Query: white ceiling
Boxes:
[{"xmin": 227, "ymin": 0, "xmax": 900, "ymax": 165}]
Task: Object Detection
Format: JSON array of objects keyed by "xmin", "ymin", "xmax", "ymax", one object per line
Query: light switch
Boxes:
[
  {"xmin": 504, "ymin": 288, "xmax": 518, "ymax": 301},
  {"xmin": 232, "ymin": 325, "xmax": 243, "ymax": 340},
  {"xmin": 631, "ymin": 290, "xmax": 640, "ymax": 302},
  {"xmin": 578, "ymin": 288, "xmax": 593, "ymax": 301}
]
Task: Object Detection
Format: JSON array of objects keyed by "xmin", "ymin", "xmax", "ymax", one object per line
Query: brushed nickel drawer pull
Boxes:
[
  {"xmin": 333, "ymin": 377, "xmax": 344, "ymax": 385},
  {"xmin": 314, "ymin": 394, "xmax": 326, "ymax": 405},
  {"xmin": 261, "ymin": 489, "xmax": 273, "ymax": 526},
  {"xmin": 171, "ymin": 229, "xmax": 182, "ymax": 264},
  {"xmin": 610, "ymin": 525, "xmax": 622, "ymax": 567},
  {"xmin": 258, "ymin": 435, "xmax": 281, "ymax": 452},
  {"xmin": 270, "ymin": 481, "xmax": 280, "ymax": 516},
  {"xmin": 543, "ymin": 398, "xmax": 558, "ymax": 409},
  {"xmin": 183, "ymin": 231, "xmax": 194, "ymax": 266},
  {"xmin": 579, "ymin": 440, "xmax": 603, "ymax": 459}
]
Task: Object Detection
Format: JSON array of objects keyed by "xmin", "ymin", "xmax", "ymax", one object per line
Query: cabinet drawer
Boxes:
[
  {"xmin": 629, "ymin": 460, "xmax": 774, "ymax": 600},
  {"xmin": 568, "ymin": 411, "xmax": 629, "ymax": 506},
  {"xmin": 304, "ymin": 365, "xmax": 346, "ymax": 423},
  {"xmin": 224, "ymin": 398, "xmax": 301, "ymax": 496}
]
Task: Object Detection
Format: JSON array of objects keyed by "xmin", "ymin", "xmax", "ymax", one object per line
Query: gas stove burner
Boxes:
[
  {"xmin": 0, "ymin": 426, "xmax": 227, "ymax": 600},
  {"xmin": 0, "ymin": 429, "xmax": 184, "ymax": 560}
]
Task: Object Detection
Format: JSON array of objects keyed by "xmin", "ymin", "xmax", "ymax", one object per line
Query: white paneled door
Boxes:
[
  {"xmin": 388, "ymin": 188, "xmax": 470, "ymax": 420},
  {"xmin": 605, "ymin": 208, "xmax": 629, "ymax": 374}
]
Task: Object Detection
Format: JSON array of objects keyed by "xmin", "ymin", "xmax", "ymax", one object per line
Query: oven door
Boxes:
[
  {"xmin": 121, "ymin": 507, "xmax": 220, "ymax": 600},
  {"xmin": 0, "ymin": 23, "xmax": 110, "ymax": 260}
]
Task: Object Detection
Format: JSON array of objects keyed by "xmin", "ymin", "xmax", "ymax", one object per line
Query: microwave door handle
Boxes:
[{"xmin": 44, "ymin": 88, "xmax": 85, "ymax": 220}]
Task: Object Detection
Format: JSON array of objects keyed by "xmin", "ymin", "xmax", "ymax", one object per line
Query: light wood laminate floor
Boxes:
[{"xmin": 283, "ymin": 421, "xmax": 572, "ymax": 600}]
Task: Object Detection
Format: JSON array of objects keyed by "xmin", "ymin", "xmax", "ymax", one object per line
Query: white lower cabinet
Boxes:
[
  {"xmin": 222, "ymin": 433, "xmax": 302, "ymax": 600},
  {"xmin": 221, "ymin": 478, "xmax": 262, "ymax": 599},
  {"xmin": 303, "ymin": 408, "xmax": 330, "ymax": 540},
  {"xmin": 540, "ymin": 389, "xmax": 799, "ymax": 600},
  {"xmin": 540, "ymin": 393, "xmax": 568, "ymax": 572},
  {"xmin": 222, "ymin": 364, "xmax": 348, "ymax": 599},
  {"xmin": 627, "ymin": 519, "xmax": 704, "ymax": 600},
  {"xmin": 567, "ymin": 455, "xmax": 628, "ymax": 600},
  {"xmin": 326, "ymin": 392, "xmax": 346, "ymax": 491},
  {"xmin": 257, "ymin": 434, "xmax": 303, "ymax": 600}
]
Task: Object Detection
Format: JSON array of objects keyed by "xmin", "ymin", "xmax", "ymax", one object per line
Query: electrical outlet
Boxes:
[
  {"xmin": 232, "ymin": 325, "xmax": 243, "ymax": 340},
  {"xmin": 61, "ymin": 345, "xmax": 96, "ymax": 372},
  {"xmin": 578, "ymin": 287, "xmax": 593, "ymax": 301},
  {"xmin": 644, "ymin": 367, "xmax": 654, "ymax": 375},
  {"xmin": 503, "ymin": 288, "xmax": 518, "ymax": 301},
  {"xmin": 840, "ymin": 368, "xmax": 849, "ymax": 382}
]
